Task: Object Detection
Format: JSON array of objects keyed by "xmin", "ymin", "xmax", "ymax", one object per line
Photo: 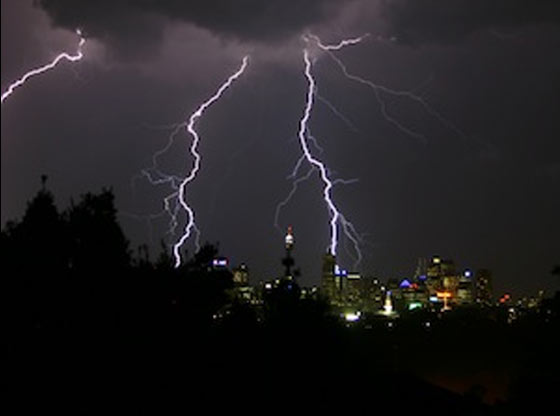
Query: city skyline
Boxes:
[{"xmin": 196, "ymin": 225, "xmax": 553, "ymax": 305}]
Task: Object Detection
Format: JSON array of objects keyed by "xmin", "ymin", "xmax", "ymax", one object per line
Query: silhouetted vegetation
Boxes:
[{"xmin": 3, "ymin": 185, "xmax": 558, "ymax": 413}]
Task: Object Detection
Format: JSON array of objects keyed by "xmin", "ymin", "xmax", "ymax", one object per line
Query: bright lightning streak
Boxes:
[
  {"xmin": 1, "ymin": 29, "xmax": 85, "ymax": 104},
  {"xmin": 312, "ymin": 34, "xmax": 370, "ymax": 50},
  {"xmin": 298, "ymin": 48, "xmax": 349, "ymax": 257},
  {"xmin": 133, "ymin": 57, "xmax": 249, "ymax": 267},
  {"xmin": 275, "ymin": 40, "xmax": 364, "ymax": 268},
  {"xmin": 172, "ymin": 56, "xmax": 249, "ymax": 268}
]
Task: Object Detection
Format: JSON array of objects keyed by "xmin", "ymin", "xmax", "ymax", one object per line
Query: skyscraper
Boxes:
[
  {"xmin": 414, "ymin": 257, "xmax": 428, "ymax": 279},
  {"xmin": 457, "ymin": 269, "xmax": 474, "ymax": 305},
  {"xmin": 321, "ymin": 253, "xmax": 338, "ymax": 304}
]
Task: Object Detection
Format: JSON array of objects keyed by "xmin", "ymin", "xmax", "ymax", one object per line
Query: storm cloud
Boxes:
[
  {"xmin": 379, "ymin": 0, "xmax": 560, "ymax": 44},
  {"xmin": 36, "ymin": 0, "xmax": 351, "ymax": 57}
]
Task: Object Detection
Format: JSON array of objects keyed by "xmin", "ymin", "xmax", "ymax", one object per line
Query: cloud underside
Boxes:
[
  {"xmin": 35, "ymin": 0, "xmax": 560, "ymax": 58},
  {"xmin": 36, "ymin": 0, "xmax": 349, "ymax": 57}
]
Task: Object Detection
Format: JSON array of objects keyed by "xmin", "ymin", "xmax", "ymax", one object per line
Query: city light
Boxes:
[
  {"xmin": 344, "ymin": 312, "xmax": 361, "ymax": 322},
  {"xmin": 382, "ymin": 291, "xmax": 394, "ymax": 315},
  {"xmin": 334, "ymin": 264, "xmax": 348, "ymax": 277},
  {"xmin": 437, "ymin": 291, "xmax": 452, "ymax": 311},
  {"xmin": 212, "ymin": 258, "xmax": 228, "ymax": 268},
  {"xmin": 499, "ymin": 293, "xmax": 512, "ymax": 304},
  {"xmin": 408, "ymin": 302, "xmax": 422, "ymax": 311},
  {"xmin": 436, "ymin": 291, "xmax": 452, "ymax": 299},
  {"xmin": 399, "ymin": 279, "xmax": 411, "ymax": 288}
]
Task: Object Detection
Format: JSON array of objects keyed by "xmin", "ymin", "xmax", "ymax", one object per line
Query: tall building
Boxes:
[
  {"xmin": 475, "ymin": 269, "xmax": 493, "ymax": 306},
  {"xmin": 426, "ymin": 255, "xmax": 457, "ymax": 295},
  {"xmin": 414, "ymin": 257, "xmax": 428, "ymax": 279},
  {"xmin": 361, "ymin": 277, "xmax": 384, "ymax": 313},
  {"xmin": 282, "ymin": 226, "xmax": 295, "ymax": 279},
  {"xmin": 457, "ymin": 269, "xmax": 474, "ymax": 305},
  {"xmin": 426, "ymin": 256, "xmax": 441, "ymax": 294},
  {"xmin": 321, "ymin": 253, "xmax": 337, "ymax": 303},
  {"xmin": 320, "ymin": 253, "xmax": 364, "ymax": 314},
  {"xmin": 345, "ymin": 272, "xmax": 363, "ymax": 307}
]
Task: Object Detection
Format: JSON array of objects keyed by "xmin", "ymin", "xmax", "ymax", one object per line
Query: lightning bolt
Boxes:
[
  {"xmin": 275, "ymin": 37, "xmax": 366, "ymax": 270},
  {"xmin": 1, "ymin": 29, "xmax": 85, "ymax": 104},
  {"xmin": 173, "ymin": 55, "xmax": 249, "ymax": 267},
  {"xmin": 295, "ymin": 46, "xmax": 363, "ymax": 265},
  {"xmin": 135, "ymin": 56, "xmax": 249, "ymax": 268}
]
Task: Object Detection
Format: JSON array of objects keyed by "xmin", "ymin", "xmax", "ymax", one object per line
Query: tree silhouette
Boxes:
[
  {"xmin": 2, "ymin": 183, "xmax": 134, "ymax": 330},
  {"xmin": 2, "ymin": 185, "xmax": 68, "ymax": 329},
  {"xmin": 66, "ymin": 188, "xmax": 130, "ymax": 273},
  {"xmin": 3, "ymin": 185, "xmax": 67, "ymax": 272}
]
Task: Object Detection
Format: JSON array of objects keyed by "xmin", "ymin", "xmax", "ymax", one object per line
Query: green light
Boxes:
[{"xmin": 408, "ymin": 302, "xmax": 422, "ymax": 311}]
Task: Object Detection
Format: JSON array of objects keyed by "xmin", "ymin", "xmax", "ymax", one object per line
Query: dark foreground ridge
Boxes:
[{"xmin": 3, "ymin": 186, "xmax": 559, "ymax": 414}]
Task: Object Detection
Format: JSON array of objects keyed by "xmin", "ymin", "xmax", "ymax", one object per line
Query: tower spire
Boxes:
[{"xmin": 282, "ymin": 225, "xmax": 295, "ymax": 279}]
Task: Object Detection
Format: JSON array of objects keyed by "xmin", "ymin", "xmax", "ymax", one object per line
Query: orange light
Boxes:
[{"xmin": 436, "ymin": 291, "xmax": 452, "ymax": 299}]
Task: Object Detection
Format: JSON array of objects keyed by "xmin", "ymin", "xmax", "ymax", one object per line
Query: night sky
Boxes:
[{"xmin": 2, "ymin": 0, "xmax": 559, "ymax": 296}]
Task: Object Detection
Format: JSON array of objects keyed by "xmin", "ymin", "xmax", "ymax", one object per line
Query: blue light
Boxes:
[
  {"xmin": 334, "ymin": 264, "xmax": 348, "ymax": 277},
  {"xmin": 399, "ymin": 279, "xmax": 411, "ymax": 288},
  {"xmin": 418, "ymin": 274, "xmax": 427, "ymax": 281},
  {"xmin": 212, "ymin": 258, "xmax": 228, "ymax": 267}
]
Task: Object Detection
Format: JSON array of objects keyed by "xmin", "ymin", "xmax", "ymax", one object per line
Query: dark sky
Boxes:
[{"xmin": 2, "ymin": 0, "xmax": 559, "ymax": 296}]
